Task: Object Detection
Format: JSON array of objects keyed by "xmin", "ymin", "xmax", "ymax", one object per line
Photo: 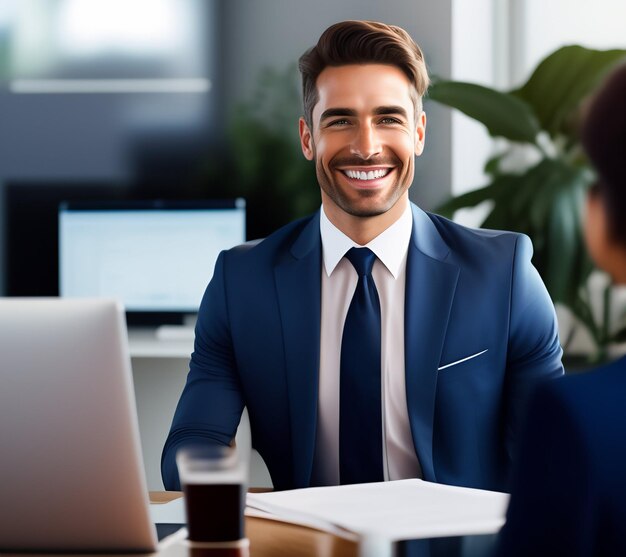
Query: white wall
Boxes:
[
  {"xmin": 511, "ymin": 0, "xmax": 626, "ymax": 86},
  {"xmin": 450, "ymin": 0, "xmax": 498, "ymax": 200}
]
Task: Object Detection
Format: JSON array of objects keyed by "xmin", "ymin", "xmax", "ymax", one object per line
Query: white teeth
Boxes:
[{"xmin": 345, "ymin": 169, "xmax": 389, "ymax": 180}]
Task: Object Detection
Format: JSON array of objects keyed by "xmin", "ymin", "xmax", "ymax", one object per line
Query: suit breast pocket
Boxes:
[
  {"xmin": 437, "ymin": 349, "xmax": 489, "ymax": 372},
  {"xmin": 435, "ymin": 348, "xmax": 498, "ymax": 420}
]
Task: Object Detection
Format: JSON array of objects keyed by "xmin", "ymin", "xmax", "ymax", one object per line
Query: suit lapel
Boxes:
[
  {"xmin": 274, "ymin": 213, "xmax": 322, "ymax": 488},
  {"xmin": 405, "ymin": 205, "xmax": 459, "ymax": 481}
]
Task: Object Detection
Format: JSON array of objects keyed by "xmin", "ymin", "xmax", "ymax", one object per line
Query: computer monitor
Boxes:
[{"xmin": 59, "ymin": 199, "xmax": 245, "ymax": 323}]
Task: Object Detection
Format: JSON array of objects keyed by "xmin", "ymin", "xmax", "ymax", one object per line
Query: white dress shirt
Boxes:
[{"xmin": 312, "ymin": 203, "xmax": 422, "ymax": 485}]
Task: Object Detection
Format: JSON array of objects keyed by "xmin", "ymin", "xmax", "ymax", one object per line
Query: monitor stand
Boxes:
[{"xmin": 155, "ymin": 314, "xmax": 197, "ymax": 341}]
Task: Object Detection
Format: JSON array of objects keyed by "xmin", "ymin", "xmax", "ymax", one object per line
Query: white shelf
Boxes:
[{"xmin": 128, "ymin": 328, "xmax": 193, "ymax": 359}]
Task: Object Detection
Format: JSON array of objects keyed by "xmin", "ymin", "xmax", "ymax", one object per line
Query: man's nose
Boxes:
[{"xmin": 350, "ymin": 124, "xmax": 382, "ymax": 159}]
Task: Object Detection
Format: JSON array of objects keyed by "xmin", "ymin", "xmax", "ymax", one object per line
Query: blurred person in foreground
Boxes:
[
  {"xmin": 162, "ymin": 20, "xmax": 563, "ymax": 493},
  {"xmin": 495, "ymin": 63, "xmax": 626, "ymax": 556}
]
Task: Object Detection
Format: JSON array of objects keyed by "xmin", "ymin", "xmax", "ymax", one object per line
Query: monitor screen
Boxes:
[{"xmin": 59, "ymin": 199, "xmax": 245, "ymax": 314}]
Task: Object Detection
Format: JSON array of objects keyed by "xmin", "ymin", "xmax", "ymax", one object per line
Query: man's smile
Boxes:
[
  {"xmin": 341, "ymin": 167, "xmax": 392, "ymax": 180},
  {"xmin": 335, "ymin": 166, "xmax": 395, "ymax": 188}
]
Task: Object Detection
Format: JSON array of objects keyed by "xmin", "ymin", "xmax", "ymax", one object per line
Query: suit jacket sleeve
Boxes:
[
  {"xmin": 495, "ymin": 381, "xmax": 594, "ymax": 557},
  {"xmin": 505, "ymin": 234, "xmax": 564, "ymax": 459},
  {"xmin": 161, "ymin": 251, "xmax": 245, "ymax": 490}
]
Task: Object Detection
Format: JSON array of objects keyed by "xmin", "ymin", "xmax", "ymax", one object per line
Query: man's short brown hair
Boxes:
[{"xmin": 298, "ymin": 20, "xmax": 430, "ymax": 129}]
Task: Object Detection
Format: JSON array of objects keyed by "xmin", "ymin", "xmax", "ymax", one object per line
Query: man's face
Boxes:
[{"xmin": 299, "ymin": 64, "xmax": 426, "ymax": 220}]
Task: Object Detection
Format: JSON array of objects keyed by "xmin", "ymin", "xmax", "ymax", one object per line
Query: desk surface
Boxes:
[
  {"xmin": 151, "ymin": 491, "xmax": 357, "ymax": 557},
  {"xmin": 150, "ymin": 492, "xmax": 499, "ymax": 557},
  {"xmin": 1, "ymin": 493, "xmax": 498, "ymax": 557}
]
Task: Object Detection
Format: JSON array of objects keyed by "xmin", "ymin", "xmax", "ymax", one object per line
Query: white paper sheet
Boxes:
[
  {"xmin": 149, "ymin": 497, "xmax": 186, "ymax": 524},
  {"xmin": 246, "ymin": 479, "xmax": 509, "ymax": 541},
  {"xmin": 245, "ymin": 506, "xmax": 359, "ymax": 541}
]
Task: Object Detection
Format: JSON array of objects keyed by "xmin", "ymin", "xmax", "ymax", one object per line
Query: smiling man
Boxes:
[
  {"xmin": 162, "ymin": 20, "xmax": 563, "ymax": 492},
  {"xmin": 300, "ymin": 63, "xmax": 425, "ymax": 244}
]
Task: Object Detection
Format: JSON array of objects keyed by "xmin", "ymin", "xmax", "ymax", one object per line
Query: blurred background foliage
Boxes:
[
  {"xmin": 429, "ymin": 45, "xmax": 626, "ymax": 360},
  {"xmin": 198, "ymin": 64, "xmax": 319, "ymax": 240}
]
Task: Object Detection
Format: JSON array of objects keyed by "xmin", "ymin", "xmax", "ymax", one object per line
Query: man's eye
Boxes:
[
  {"xmin": 328, "ymin": 119, "xmax": 350, "ymax": 126},
  {"xmin": 380, "ymin": 117, "xmax": 402, "ymax": 125}
]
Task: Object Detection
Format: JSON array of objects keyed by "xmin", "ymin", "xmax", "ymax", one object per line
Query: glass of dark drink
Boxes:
[{"xmin": 176, "ymin": 445, "xmax": 249, "ymax": 551}]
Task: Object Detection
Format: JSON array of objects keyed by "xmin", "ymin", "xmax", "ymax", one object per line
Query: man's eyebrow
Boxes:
[
  {"xmin": 319, "ymin": 108, "xmax": 358, "ymax": 122},
  {"xmin": 319, "ymin": 106, "xmax": 409, "ymax": 123},
  {"xmin": 374, "ymin": 106, "xmax": 409, "ymax": 118}
]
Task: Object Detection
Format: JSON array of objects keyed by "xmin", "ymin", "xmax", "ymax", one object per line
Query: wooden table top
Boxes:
[{"xmin": 150, "ymin": 491, "xmax": 357, "ymax": 557}]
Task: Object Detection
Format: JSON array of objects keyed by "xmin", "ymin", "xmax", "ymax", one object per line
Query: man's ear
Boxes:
[
  {"xmin": 299, "ymin": 117, "xmax": 314, "ymax": 161},
  {"xmin": 414, "ymin": 111, "xmax": 427, "ymax": 156}
]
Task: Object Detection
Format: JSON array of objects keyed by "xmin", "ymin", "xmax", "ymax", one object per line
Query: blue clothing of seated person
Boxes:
[{"xmin": 495, "ymin": 63, "xmax": 626, "ymax": 556}]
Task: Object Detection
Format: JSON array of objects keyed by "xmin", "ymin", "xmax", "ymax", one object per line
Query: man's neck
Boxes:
[{"xmin": 322, "ymin": 195, "xmax": 410, "ymax": 245}]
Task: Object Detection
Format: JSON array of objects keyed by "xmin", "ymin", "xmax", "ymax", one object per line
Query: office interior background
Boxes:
[{"xmin": 1, "ymin": 0, "xmax": 625, "ymax": 490}]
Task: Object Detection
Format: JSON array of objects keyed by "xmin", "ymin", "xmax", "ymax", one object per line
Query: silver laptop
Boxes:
[{"xmin": 0, "ymin": 298, "xmax": 158, "ymax": 552}]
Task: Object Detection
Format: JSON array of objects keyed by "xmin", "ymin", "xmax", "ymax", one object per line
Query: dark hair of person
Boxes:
[
  {"xmin": 582, "ymin": 63, "xmax": 626, "ymax": 245},
  {"xmin": 298, "ymin": 20, "xmax": 429, "ymax": 129}
]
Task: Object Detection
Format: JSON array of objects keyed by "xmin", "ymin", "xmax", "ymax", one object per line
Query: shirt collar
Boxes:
[{"xmin": 319, "ymin": 202, "xmax": 413, "ymax": 279}]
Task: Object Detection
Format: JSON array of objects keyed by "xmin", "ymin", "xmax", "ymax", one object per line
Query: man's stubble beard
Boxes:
[{"xmin": 313, "ymin": 148, "xmax": 412, "ymax": 218}]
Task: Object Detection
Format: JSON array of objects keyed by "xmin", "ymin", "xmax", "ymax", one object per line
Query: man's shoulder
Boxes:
[
  {"xmin": 427, "ymin": 210, "xmax": 523, "ymax": 247},
  {"xmin": 423, "ymin": 209, "xmax": 529, "ymax": 266},
  {"xmin": 224, "ymin": 211, "xmax": 319, "ymax": 264}
]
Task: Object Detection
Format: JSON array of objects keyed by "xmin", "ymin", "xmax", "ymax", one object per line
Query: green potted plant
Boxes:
[
  {"xmin": 428, "ymin": 45, "xmax": 626, "ymax": 361},
  {"xmin": 198, "ymin": 65, "xmax": 319, "ymax": 240}
]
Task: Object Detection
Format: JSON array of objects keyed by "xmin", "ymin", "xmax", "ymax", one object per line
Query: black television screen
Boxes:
[{"xmin": 3, "ymin": 182, "xmax": 130, "ymax": 298}]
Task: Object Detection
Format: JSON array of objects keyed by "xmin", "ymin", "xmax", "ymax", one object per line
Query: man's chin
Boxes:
[
  {"xmin": 319, "ymin": 177, "xmax": 409, "ymax": 219},
  {"xmin": 336, "ymin": 194, "xmax": 401, "ymax": 218},
  {"xmin": 342, "ymin": 206, "xmax": 389, "ymax": 218}
]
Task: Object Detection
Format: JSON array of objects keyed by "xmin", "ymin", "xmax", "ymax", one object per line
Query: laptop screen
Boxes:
[
  {"xmin": 59, "ymin": 199, "xmax": 246, "ymax": 313},
  {"xmin": 0, "ymin": 299, "xmax": 159, "ymax": 552}
]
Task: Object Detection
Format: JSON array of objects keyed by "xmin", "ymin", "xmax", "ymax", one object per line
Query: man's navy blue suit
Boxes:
[
  {"xmin": 162, "ymin": 203, "xmax": 563, "ymax": 492},
  {"xmin": 495, "ymin": 356, "xmax": 626, "ymax": 556}
]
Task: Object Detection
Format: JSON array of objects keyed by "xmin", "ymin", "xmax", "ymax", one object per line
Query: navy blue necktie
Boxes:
[{"xmin": 339, "ymin": 247, "xmax": 384, "ymax": 484}]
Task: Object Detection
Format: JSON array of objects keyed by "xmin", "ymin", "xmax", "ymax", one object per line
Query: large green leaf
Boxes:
[
  {"xmin": 428, "ymin": 80, "xmax": 541, "ymax": 143},
  {"xmin": 480, "ymin": 162, "xmax": 555, "ymax": 233},
  {"xmin": 542, "ymin": 177, "xmax": 586, "ymax": 303},
  {"xmin": 611, "ymin": 326, "xmax": 626, "ymax": 344},
  {"xmin": 437, "ymin": 159, "xmax": 593, "ymax": 306},
  {"xmin": 512, "ymin": 45, "xmax": 626, "ymax": 138},
  {"xmin": 435, "ymin": 181, "xmax": 504, "ymax": 218}
]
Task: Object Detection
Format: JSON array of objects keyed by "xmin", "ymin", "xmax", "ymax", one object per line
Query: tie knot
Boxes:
[{"xmin": 345, "ymin": 247, "xmax": 376, "ymax": 277}]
